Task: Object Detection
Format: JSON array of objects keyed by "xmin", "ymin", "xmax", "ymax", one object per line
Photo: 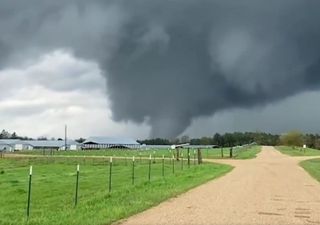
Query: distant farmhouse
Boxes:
[
  {"xmin": 82, "ymin": 137, "xmax": 141, "ymax": 149},
  {"xmin": 0, "ymin": 137, "xmax": 141, "ymax": 152}
]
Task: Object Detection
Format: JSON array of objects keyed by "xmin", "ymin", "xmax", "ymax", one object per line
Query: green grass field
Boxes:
[
  {"xmin": 14, "ymin": 148, "xmax": 173, "ymax": 158},
  {"xmin": 276, "ymin": 146, "xmax": 320, "ymax": 156},
  {"xmin": 13, "ymin": 145, "xmax": 261, "ymax": 160},
  {"xmin": 0, "ymin": 157, "xmax": 232, "ymax": 225},
  {"xmin": 300, "ymin": 158, "xmax": 320, "ymax": 182},
  {"xmin": 202, "ymin": 145, "xmax": 261, "ymax": 159}
]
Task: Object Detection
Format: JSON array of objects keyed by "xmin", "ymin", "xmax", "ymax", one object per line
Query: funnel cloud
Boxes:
[{"xmin": 1, "ymin": 0, "xmax": 320, "ymax": 138}]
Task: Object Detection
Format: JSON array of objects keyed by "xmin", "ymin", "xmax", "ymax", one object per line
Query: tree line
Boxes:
[
  {"xmin": 0, "ymin": 129, "xmax": 32, "ymax": 140},
  {"xmin": 2, "ymin": 128, "xmax": 320, "ymax": 148},
  {"xmin": 279, "ymin": 131, "xmax": 320, "ymax": 149},
  {"xmin": 138, "ymin": 132, "xmax": 279, "ymax": 146},
  {"xmin": 0, "ymin": 129, "xmax": 67, "ymax": 141},
  {"xmin": 139, "ymin": 131, "xmax": 320, "ymax": 149}
]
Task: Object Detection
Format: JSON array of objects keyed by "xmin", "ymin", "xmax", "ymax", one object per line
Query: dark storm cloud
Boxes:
[{"xmin": 1, "ymin": 0, "xmax": 320, "ymax": 137}]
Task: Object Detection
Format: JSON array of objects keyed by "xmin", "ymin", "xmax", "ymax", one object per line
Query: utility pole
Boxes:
[{"xmin": 65, "ymin": 124, "xmax": 67, "ymax": 151}]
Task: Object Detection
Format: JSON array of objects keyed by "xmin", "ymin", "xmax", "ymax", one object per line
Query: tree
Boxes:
[
  {"xmin": 213, "ymin": 133, "xmax": 222, "ymax": 146},
  {"xmin": 224, "ymin": 133, "xmax": 235, "ymax": 147},
  {"xmin": 304, "ymin": 134, "xmax": 316, "ymax": 148},
  {"xmin": 314, "ymin": 138, "xmax": 320, "ymax": 149},
  {"xmin": 11, "ymin": 132, "xmax": 18, "ymax": 139},
  {"xmin": 137, "ymin": 138, "xmax": 170, "ymax": 145},
  {"xmin": 75, "ymin": 138, "xmax": 86, "ymax": 143},
  {"xmin": 180, "ymin": 135, "xmax": 190, "ymax": 144},
  {"xmin": 190, "ymin": 138, "xmax": 201, "ymax": 145},
  {"xmin": 280, "ymin": 130, "xmax": 304, "ymax": 147},
  {"xmin": 37, "ymin": 136, "xmax": 48, "ymax": 141},
  {"xmin": 0, "ymin": 129, "xmax": 11, "ymax": 139},
  {"xmin": 200, "ymin": 137, "xmax": 211, "ymax": 145},
  {"xmin": 170, "ymin": 138, "xmax": 180, "ymax": 145}
]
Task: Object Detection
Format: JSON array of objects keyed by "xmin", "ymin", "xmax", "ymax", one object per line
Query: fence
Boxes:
[
  {"xmin": 0, "ymin": 145, "xmax": 258, "ymax": 221},
  {"xmin": 3, "ymin": 152, "xmax": 201, "ymax": 220},
  {"xmin": 1, "ymin": 144, "xmax": 257, "ymax": 163}
]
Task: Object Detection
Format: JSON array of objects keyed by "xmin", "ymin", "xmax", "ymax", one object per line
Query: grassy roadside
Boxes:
[
  {"xmin": 203, "ymin": 145, "xmax": 261, "ymax": 159},
  {"xmin": 300, "ymin": 158, "xmax": 320, "ymax": 182},
  {"xmin": 234, "ymin": 145, "xmax": 261, "ymax": 159},
  {"xmin": 276, "ymin": 146, "xmax": 320, "ymax": 156},
  {"xmin": 0, "ymin": 158, "xmax": 232, "ymax": 225}
]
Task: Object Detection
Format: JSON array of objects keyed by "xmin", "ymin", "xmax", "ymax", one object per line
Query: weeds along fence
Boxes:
[
  {"xmin": 12, "ymin": 148, "xmax": 184, "ymax": 158},
  {"xmin": 4, "ymin": 144, "xmax": 256, "ymax": 162},
  {"xmin": 0, "ymin": 153, "xmax": 201, "ymax": 220},
  {"xmin": 232, "ymin": 144, "xmax": 254, "ymax": 157}
]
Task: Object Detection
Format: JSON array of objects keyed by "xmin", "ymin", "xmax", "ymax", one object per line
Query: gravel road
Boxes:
[{"xmin": 116, "ymin": 146, "xmax": 320, "ymax": 225}]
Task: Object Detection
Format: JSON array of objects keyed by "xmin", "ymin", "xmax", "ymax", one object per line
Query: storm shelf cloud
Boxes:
[{"xmin": 1, "ymin": 0, "xmax": 320, "ymax": 138}]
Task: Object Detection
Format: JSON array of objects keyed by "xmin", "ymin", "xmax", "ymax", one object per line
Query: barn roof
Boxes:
[
  {"xmin": 83, "ymin": 137, "xmax": 139, "ymax": 145},
  {"xmin": 0, "ymin": 139, "xmax": 27, "ymax": 145},
  {"xmin": 26, "ymin": 140, "xmax": 79, "ymax": 148}
]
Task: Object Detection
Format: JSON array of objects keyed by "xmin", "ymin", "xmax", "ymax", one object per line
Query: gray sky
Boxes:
[
  {"xmin": 1, "ymin": 49, "xmax": 320, "ymax": 139},
  {"xmin": 184, "ymin": 91, "xmax": 320, "ymax": 137},
  {"xmin": 0, "ymin": 50, "xmax": 150, "ymax": 139},
  {"xmin": 1, "ymin": 0, "xmax": 320, "ymax": 139}
]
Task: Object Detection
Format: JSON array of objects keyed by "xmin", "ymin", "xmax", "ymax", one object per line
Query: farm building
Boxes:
[
  {"xmin": 0, "ymin": 139, "xmax": 81, "ymax": 151},
  {"xmin": 26, "ymin": 140, "xmax": 81, "ymax": 150},
  {"xmin": 82, "ymin": 137, "xmax": 141, "ymax": 149},
  {"xmin": 0, "ymin": 139, "xmax": 33, "ymax": 151},
  {"xmin": 0, "ymin": 142, "xmax": 14, "ymax": 152}
]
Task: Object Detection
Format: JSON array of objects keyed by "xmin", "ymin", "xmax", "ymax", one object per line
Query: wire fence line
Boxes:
[
  {"xmin": 0, "ymin": 145, "xmax": 258, "ymax": 221},
  {"xmin": 3, "ymin": 143, "xmax": 257, "ymax": 160},
  {"xmin": 0, "ymin": 153, "xmax": 202, "ymax": 220}
]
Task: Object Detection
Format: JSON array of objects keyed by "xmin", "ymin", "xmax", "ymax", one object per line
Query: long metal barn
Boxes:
[{"xmin": 82, "ymin": 137, "xmax": 141, "ymax": 149}]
